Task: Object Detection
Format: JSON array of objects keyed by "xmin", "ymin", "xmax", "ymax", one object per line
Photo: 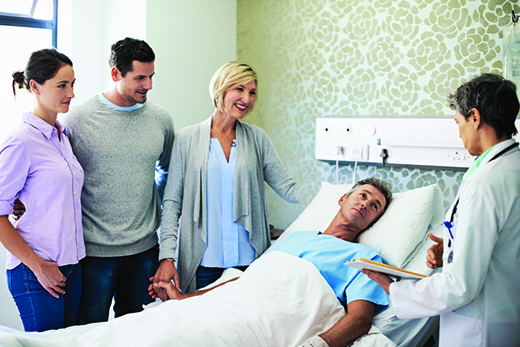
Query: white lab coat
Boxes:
[{"xmin": 390, "ymin": 139, "xmax": 520, "ymax": 347}]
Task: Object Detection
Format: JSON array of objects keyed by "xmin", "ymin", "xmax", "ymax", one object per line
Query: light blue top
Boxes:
[
  {"xmin": 97, "ymin": 93, "xmax": 143, "ymax": 111},
  {"xmin": 271, "ymin": 231, "xmax": 388, "ymax": 309},
  {"xmin": 201, "ymin": 138, "xmax": 255, "ymax": 267}
]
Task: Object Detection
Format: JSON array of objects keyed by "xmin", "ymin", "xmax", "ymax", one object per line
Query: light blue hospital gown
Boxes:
[{"xmin": 270, "ymin": 231, "xmax": 388, "ymax": 310}]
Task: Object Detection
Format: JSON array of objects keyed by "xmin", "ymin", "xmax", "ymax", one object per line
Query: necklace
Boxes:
[{"xmin": 213, "ymin": 126, "xmax": 236, "ymax": 147}]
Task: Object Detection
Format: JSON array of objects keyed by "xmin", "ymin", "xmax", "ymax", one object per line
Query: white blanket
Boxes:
[{"xmin": 0, "ymin": 251, "xmax": 395, "ymax": 346}]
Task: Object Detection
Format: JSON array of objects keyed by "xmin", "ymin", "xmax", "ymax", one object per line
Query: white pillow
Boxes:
[{"xmin": 275, "ymin": 181, "xmax": 443, "ymax": 268}]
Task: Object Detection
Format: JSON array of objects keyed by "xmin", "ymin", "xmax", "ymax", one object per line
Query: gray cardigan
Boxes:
[{"xmin": 159, "ymin": 117, "xmax": 297, "ymax": 292}]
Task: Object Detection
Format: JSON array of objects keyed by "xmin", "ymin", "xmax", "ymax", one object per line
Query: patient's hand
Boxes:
[
  {"xmin": 149, "ymin": 279, "xmax": 185, "ymax": 301},
  {"xmin": 426, "ymin": 233, "xmax": 443, "ymax": 269}
]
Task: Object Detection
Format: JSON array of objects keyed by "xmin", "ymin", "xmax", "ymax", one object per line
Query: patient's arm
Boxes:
[
  {"xmin": 319, "ymin": 300, "xmax": 375, "ymax": 347},
  {"xmin": 149, "ymin": 277, "xmax": 239, "ymax": 301}
]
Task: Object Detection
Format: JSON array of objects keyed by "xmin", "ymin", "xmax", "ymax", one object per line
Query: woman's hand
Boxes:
[
  {"xmin": 32, "ymin": 261, "xmax": 67, "ymax": 298},
  {"xmin": 0, "ymin": 216, "xmax": 65, "ymax": 298},
  {"xmin": 426, "ymin": 232, "xmax": 443, "ymax": 269}
]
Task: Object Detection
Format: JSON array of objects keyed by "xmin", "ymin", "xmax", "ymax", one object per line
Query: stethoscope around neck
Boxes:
[
  {"xmin": 442, "ymin": 142, "xmax": 518, "ymax": 263},
  {"xmin": 443, "ymin": 142, "xmax": 519, "ymax": 243}
]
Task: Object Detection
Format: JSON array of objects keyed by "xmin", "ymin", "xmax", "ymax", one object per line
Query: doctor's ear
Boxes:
[{"xmin": 469, "ymin": 108, "xmax": 482, "ymax": 129}]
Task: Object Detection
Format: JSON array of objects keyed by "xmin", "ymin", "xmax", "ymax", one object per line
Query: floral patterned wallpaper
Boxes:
[{"xmin": 237, "ymin": 0, "xmax": 520, "ymax": 229}]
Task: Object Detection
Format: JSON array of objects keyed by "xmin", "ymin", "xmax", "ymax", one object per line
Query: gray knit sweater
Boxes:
[
  {"xmin": 62, "ymin": 95, "xmax": 175, "ymax": 257},
  {"xmin": 159, "ymin": 117, "xmax": 298, "ymax": 292}
]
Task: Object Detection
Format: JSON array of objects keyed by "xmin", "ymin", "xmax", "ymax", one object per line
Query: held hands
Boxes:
[
  {"xmin": 426, "ymin": 232, "xmax": 443, "ymax": 269},
  {"xmin": 148, "ymin": 278, "xmax": 184, "ymax": 301},
  {"xmin": 150, "ymin": 259, "xmax": 181, "ymax": 302},
  {"xmin": 32, "ymin": 261, "xmax": 67, "ymax": 298}
]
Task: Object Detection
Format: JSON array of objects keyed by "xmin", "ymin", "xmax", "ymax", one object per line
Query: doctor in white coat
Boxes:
[{"xmin": 364, "ymin": 73, "xmax": 520, "ymax": 347}]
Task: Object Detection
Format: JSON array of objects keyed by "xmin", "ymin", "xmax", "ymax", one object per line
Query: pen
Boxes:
[{"xmin": 444, "ymin": 221, "xmax": 454, "ymax": 239}]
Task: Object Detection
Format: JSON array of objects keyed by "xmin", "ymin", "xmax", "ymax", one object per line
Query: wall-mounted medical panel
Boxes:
[{"xmin": 316, "ymin": 117, "xmax": 520, "ymax": 171}]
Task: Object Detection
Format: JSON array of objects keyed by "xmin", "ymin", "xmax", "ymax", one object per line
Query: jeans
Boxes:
[
  {"xmin": 76, "ymin": 245, "xmax": 159, "ymax": 324},
  {"xmin": 7, "ymin": 262, "xmax": 82, "ymax": 332},
  {"xmin": 196, "ymin": 265, "xmax": 248, "ymax": 289}
]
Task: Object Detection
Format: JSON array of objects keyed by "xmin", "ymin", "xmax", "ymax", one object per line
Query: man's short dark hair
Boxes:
[
  {"xmin": 109, "ymin": 37, "xmax": 155, "ymax": 77},
  {"xmin": 347, "ymin": 177, "xmax": 393, "ymax": 220},
  {"xmin": 447, "ymin": 73, "xmax": 519, "ymax": 139}
]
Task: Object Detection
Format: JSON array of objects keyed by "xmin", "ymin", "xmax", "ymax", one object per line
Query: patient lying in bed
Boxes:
[
  {"xmin": 0, "ymin": 178, "xmax": 395, "ymax": 347},
  {"xmin": 150, "ymin": 178, "xmax": 391, "ymax": 347}
]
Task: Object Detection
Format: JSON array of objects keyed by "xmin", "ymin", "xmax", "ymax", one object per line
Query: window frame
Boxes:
[{"xmin": 0, "ymin": 0, "xmax": 58, "ymax": 48}]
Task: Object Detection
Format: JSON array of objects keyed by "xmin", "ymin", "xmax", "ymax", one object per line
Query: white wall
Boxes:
[
  {"xmin": 59, "ymin": 0, "xmax": 148, "ymax": 104},
  {"xmin": 146, "ymin": 0, "xmax": 237, "ymax": 130},
  {"xmin": 0, "ymin": 0, "xmax": 236, "ymax": 330}
]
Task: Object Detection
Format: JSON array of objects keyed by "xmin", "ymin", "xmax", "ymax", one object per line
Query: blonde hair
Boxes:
[{"xmin": 209, "ymin": 61, "xmax": 257, "ymax": 113}]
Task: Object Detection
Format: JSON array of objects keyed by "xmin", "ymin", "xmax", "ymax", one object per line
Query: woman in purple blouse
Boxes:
[{"xmin": 0, "ymin": 49, "xmax": 85, "ymax": 331}]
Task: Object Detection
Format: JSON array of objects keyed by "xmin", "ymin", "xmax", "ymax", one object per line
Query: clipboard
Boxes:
[{"xmin": 344, "ymin": 257, "xmax": 429, "ymax": 280}]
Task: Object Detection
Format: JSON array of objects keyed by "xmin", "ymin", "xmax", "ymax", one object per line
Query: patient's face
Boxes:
[{"xmin": 338, "ymin": 184, "xmax": 386, "ymax": 234}]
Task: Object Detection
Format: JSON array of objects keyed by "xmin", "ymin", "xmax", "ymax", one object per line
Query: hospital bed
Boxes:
[{"xmin": 0, "ymin": 182, "xmax": 443, "ymax": 347}]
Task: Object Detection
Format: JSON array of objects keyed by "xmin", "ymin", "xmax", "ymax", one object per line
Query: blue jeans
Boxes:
[
  {"xmin": 196, "ymin": 265, "xmax": 248, "ymax": 289},
  {"xmin": 76, "ymin": 245, "xmax": 159, "ymax": 324},
  {"xmin": 7, "ymin": 263, "xmax": 82, "ymax": 332}
]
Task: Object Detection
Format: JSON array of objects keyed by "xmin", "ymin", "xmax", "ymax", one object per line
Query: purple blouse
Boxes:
[{"xmin": 0, "ymin": 112, "xmax": 85, "ymax": 269}]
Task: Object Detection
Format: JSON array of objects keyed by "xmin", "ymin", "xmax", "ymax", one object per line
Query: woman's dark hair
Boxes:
[
  {"xmin": 109, "ymin": 37, "xmax": 155, "ymax": 77},
  {"xmin": 12, "ymin": 48, "xmax": 73, "ymax": 96},
  {"xmin": 447, "ymin": 73, "xmax": 519, "ymax": 138}
]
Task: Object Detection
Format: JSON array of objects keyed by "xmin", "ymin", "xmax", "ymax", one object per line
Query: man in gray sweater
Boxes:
[{"xmin": 62, "ymin": 37, "xmax": 175, "ymax": 324}]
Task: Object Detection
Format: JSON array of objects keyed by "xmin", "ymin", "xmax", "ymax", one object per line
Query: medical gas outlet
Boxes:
[{"xmin": 315, "ymin": 117, "xmax": 520, "ymax": 171}]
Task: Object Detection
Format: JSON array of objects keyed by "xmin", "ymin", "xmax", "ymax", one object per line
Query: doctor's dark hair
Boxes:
[
  {"xmin": 12, "ymin": 49, "xmax": 73, "ymax": 96},
  {"xmin": 447, "ymin": 73, "xmax": 519, "ymax": 139},
  {"xmin": 109, "ymin": 37, "xmax": 155, "ymax": 77},
  {"xmin": 346, "ymin": 177, "xmax": 393, "ymax": 225}
]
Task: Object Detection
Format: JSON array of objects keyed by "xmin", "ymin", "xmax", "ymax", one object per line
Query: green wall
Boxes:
[{"xmin": 237, "ymin": 0, "xmax": 520, "ymax": 229}]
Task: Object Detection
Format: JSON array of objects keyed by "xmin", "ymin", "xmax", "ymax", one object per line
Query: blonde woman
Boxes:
[{"xmin": 152, "ymin": 62, "xmax": 298, "ymax": 297}]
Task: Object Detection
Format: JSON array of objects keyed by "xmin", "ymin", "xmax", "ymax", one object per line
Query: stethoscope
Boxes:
[{"xmin": 443, "ymin": 142, "xmax": 519, "ymax": 263}]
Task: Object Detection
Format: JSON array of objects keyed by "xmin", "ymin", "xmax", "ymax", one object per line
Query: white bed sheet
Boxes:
[{"xmin": 0, "ymin": 251, "xmax": 396, "ymax": 347}]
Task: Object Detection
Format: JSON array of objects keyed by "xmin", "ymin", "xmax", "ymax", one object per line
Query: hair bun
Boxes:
[
  {"xmin": 12, "ymin": 71, "xmax": 25, "ymax": 90},
  {"xmin": 12, "ymin": 71, "xmax": 25, "ymax": 96}
]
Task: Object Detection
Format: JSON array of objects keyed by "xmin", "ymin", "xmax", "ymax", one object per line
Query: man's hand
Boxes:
[
  {"xmin": 361, "ymin": 269, "xmax": 393, "ymax": 295},
  {"xmin": 426, "ymin": 232, "xmax": 443, "ymax": 269},
  {"xmin": 32, "ymin": 261, "xmax": 67, "ymax": 298},
  {"xmin": 300, "ymin": 335, "xmax": 329, "ymax": 347},
  {"xmin": 152, "ymin": 259, "xmax": 180, "ymax": 302},
  {"xmin": 11, "ymin": 198, "xmax": 26, "ymax": 221},
  {"xmin": 319, "ymin": 300, "xmax": 375, "ymax": 347}
]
